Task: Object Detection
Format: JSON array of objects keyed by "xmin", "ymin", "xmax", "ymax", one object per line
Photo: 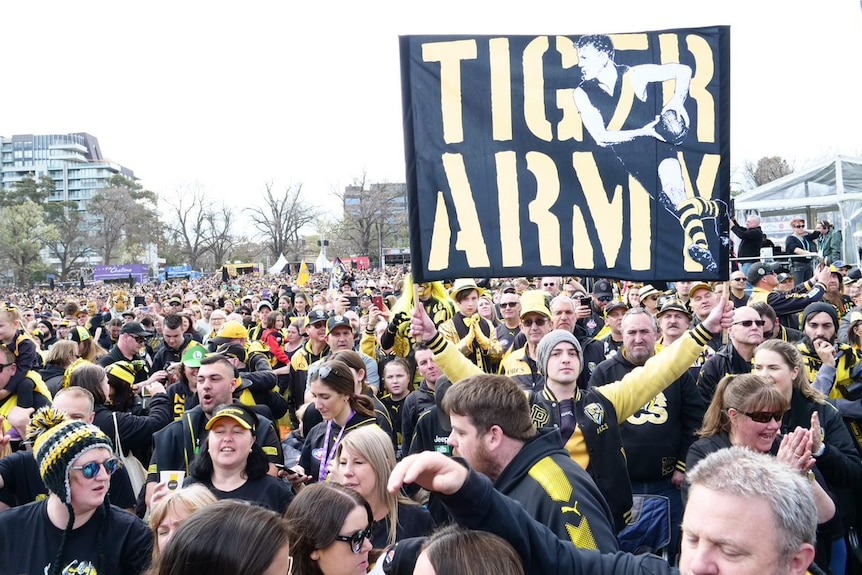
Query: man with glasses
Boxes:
[
  {"xmin": 540, "ymin": 277, "xmax": 561, "ymax": 297},
  {"xmin": 697, "ymin": 306, "xmax": 765, "ymax": 403},
  {"xmin": 500, "ymin": 291, "xmax": 552, "ymax": 392},
  {"xmin": 576, "ymin": 280, "xmax": 613, "ymax": 339},
  {"xmin": 495, "ymin": 291, "xmax": 522, "ymax": 353},
  {"xmin": 747, "ymin": 261, "xmax": 828, "ymax": 330},
  {"xmin": 728, "ymin": 271, "xmax": 750, "ymax": 307},
  {"xmin": 98, "ymin": 322, "xmax": 165, "ymax": 386}
]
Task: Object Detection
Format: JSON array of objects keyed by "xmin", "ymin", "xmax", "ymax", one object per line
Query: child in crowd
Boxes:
[
  {"xmin": 379, "ymin": 358, "xmax": 412, "ymax": 459},
  {"xmin": 0, "ymin": 305, "xmax": 40, "ymax": 409}
]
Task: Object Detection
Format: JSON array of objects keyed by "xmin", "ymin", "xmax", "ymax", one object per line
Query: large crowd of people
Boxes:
[{"xmin": 0, "ymin": 215, "xmax": 861, "ymax": 574}]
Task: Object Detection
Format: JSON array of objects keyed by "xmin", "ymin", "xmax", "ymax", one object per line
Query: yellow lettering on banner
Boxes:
[
  {"xmin": 679, "ymin": 153, "xmax": 720, "ymax": 201},
  {"xmin": 523, "ymin": 36, "xmax": 552, "ymax": 142},
  {"xmin": 686, "ymin": 34, "xmax": 715, "ymax": 143},
  {"xmin": 441, "ymin": 153, "xmax": 491, "ymax": 267},
  {"xmin": 496, "ymin": 151, "xmax": 522, "ymax": 266},
  {"xmin": 555, "ymin": 36, "xmax": 582, "ymax": 142},
  {"xmin": 572, "ymin": 204, "xmax": 594, "ymax": 269},
  {"xmin": 489, "ymin": 38, "xmax": 513, "ymax": 142},
  {"xmin": 658, "ymin": 34, "xmax": 681, "ymax": 106},
  {"xmin": 629, "ymin": 175, "xmax": 652, "ymax": 271},
  {"xmin": 428, "ymin": 191, "xmax": 452, "ymax": 271},
  {"xmin": 422, "ymin": 40, "xmax": 478, "ymax": 144},
  {"xmin": 572, "ymin": 153, "xmax": 623, "ymax": 268},
  {"xmin": 609, "ymin": 34, "xmax": 649, "ymax": 51},
  {"xmin": 526, "ymin": 152, "xmax": 561, "ymax": 265}
]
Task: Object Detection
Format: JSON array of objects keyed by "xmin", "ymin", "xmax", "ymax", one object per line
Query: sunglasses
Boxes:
[
  {"xmin": 73, "ymin": 458, "xmax": 122, "ymax": 479},
  {"xmin": 0, "ymin": 362, "xmax": 14, "ymax": 372},
  {"xmin": 334, "ymin": 526, "xmax": 373, "ymax": 554},
  {"xmin": 736, "ymin": 409, "xmax": 784, "ymax": 424},
  {"xmin": 170, "ymin": 301, "xmax": 182, "ymax": 306},
  {"xmin": 597, "ymin": 295, "xmax": 613, "ymax": 303},
  {"xmin": 318, "ymin": 363, "xmax": 343, "ymax": 380},
  {"xmin": 731, "ymin": 277, "xmax": 746, "ymax": 282},
  {"xmin": 732, "ymin": 319, "xmax": 765, "ymax": 328},
  {"xmin": 542, "ymin": 283, "xmax": 556, "ymax": 287},
  {"xmin": 793, "ymin": 224, "xmax": 805, "ymax": 228},
  {"xmin": 130, "ymin": 335, "xmax": 147, "ymax": 344},
  {"xmin": 522, "ymin": 317, "xmax": 548, "ymax": 327},
  {"xmin": 499, "ymin": 302, "xmax": 519, "ymax": 309}
]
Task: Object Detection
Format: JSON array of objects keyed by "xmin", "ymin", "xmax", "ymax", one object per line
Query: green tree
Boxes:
[
  {"xmin": 2, "ymin": 174, "xmax": 55, "ymax": 205},
  {"xmin": 334, "ymin": 174, "xmax": 408, "ymax": 265},
  {"xmin": 88, "ymin": 175, "xmax": 161, "ymax": 264},
  {"xmin": 743, "ymin": 156, "xmax": 794, "ymax": 188},
  {"xmin": 0, "ymin": 201, "xmax": 57, "ymax": 285},
  {"xmin": 43, "ymin": 201, "xmax": 93, "ymax": 280}
]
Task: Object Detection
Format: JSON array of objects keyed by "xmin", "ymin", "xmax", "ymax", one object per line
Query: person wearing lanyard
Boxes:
[{"xmin": 291, "ymin": 359, "xmax": 378, "ymax": 489}]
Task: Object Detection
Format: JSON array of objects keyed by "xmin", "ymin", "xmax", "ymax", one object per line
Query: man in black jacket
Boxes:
[
  {"xmin": 589, "ymin": 307, "xmax": 705, "ymax": 559},
  {"xmin": 731, "ymin": 214, "xmax": 764, "ymax": 275},
  {"xmin": 443, "ymin": 372, "xmax": 618, "ymax": 551}
]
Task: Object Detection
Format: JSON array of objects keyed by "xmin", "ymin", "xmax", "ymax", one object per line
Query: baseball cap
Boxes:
[
  {"xmin": 656, "ymin": 299, "xmax": 693, "ymax": 320},
  {"xmin": 204, "ymin": 404, "xmax": 256, "ymax": 433},
  {"xmin": 257, "ymin": 300, "xmax": 272, "ymax": 311},
  {"xmin": 688, "ymin": 282, "xmax": 713, "ymax": 298},
  {"xmin": 120, "ymin": 322, "xmax": 152, "ymax": 338},
  {"xmin": 519, "ymin": 290, "xmax": 551, "ymax": 319},
  {"xmin": 592, "ymin": 280, "xmax": 613, "ymax": 298},
  {"xmin": 500, "ymin": 282, "xmax": 516, "ymax": 294},
  {"xmin": 326, "ymin": 315, "xmax": 352, "ymax": 336},
  {"xmin": 305, "ymin": 309, "xmax": 328, "ymax": 327},
  {"xmin": 209, "ymin": 320, "xmax": 248, "ymax": 344},
  {"xmin": 776, "ymin": 273, "xmax": 793, "ymax": 284},
  {"xmin": 181, "ymin": 343, "xmax": 208, "ymax": 368},
  {"xmin": 216, "ymin": 342, "xmax": 247, "ymax": 363},
  {"xmin": 832, "ymin": 260, "xmax": 852, "ymax": 269},
  {"xmin": 747, "ymin": 261, "xmax": 780, "ymax": 285},
  {"xmin": 604, "ymin": 300, "xmax": 628, "ymax": 315}
]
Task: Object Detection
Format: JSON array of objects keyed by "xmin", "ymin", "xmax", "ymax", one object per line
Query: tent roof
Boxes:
[{"xmin": 735, "ymin": 156, "xmax": 862, "ymax": 211}]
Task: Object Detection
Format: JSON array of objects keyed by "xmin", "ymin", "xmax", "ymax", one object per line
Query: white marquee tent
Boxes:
[{"xmin": 734, "ymin": 156, "xmax": 862, "ymax": 265}]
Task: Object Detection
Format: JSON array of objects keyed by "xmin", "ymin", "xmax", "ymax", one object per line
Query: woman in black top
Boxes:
[
  {"xmin": 785, "ymin": 217, "xmax": 821, "ymax": 285},
  {"xmin": 186, "ymin": 403, "xmax": 292, "ymax": 514},
  {"xmin": 331, "ymin": 425, "xmax": 434, "ymax": 549}
]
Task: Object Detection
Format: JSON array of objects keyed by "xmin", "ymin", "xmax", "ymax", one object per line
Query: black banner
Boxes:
[{"xmin": 400, "ymin": 26, "xmax": 730, "ymax": 282}]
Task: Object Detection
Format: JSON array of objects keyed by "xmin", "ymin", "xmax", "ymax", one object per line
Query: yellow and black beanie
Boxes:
[
  {"xmin": 27, "ymin": 407, "xmax": 113, "ymax": 504},
  {"xmin": 105, "ymin": 361, "xmax": 137, "ymax": 387}
]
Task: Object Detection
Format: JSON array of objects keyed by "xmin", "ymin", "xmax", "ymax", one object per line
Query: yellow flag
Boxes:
[{"xmin": 297, "ymin": 260, "xmax": 310, "ymax": 286}]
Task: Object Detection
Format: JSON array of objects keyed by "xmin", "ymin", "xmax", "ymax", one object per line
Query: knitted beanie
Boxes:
[
  {"xmin": 536, "ymin": 330, "xmax": 583, "ymax": 376},
  {"xmin": 27, "ymin": 407, "xmax": 114, "ymax": 504},
  {"xmin": 801, "ymin": 302, "xmax": 839, "ymax": 334}
]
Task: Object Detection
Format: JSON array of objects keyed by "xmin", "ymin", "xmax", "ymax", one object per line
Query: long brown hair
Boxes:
[
  {"xmin": 313, "ymin": 359, "xmax": 374, "ymax": 418},
  {"xmin": 755, "ymin": 339, "xmax": 826, "ymax": 402}
]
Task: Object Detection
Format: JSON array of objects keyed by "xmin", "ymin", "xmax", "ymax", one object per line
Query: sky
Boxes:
[{"xmin": 2, "ymin": 0, "xmax": 862, "ymax": 221}]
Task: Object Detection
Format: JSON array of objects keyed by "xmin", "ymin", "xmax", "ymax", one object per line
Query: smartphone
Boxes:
[
  {"xmin": 578, "ymin": 296, "xmax": 591, "ymax": 307},
  {"xmin": 275, "ymin": 463, "xmax": 297, "ymax": 476},
  {"xmin": 372, "ymin": 295, "xmax": 385, "ymax": 309},
  {"xmin": 347, "ymin": 296, "xmax": 359, "ymax": 308},
  {"xmin": 134, "ymin": 296, "xmax": 145, "ymax": 307}
]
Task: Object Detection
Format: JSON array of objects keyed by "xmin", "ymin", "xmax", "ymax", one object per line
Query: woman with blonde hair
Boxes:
[
  {"xmin": 149, "ymin": 484, "xmax": 217, "ymax": 557},
  {"xmin": 331, "ymin": 425, "xmax": 434, "ymax": 548},
  {"xmin": 70, "ymin": 326, "xmax": 107, "ymax": 362}
]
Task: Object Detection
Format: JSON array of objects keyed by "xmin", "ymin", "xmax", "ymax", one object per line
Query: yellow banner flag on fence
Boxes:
[{"xmin": 297, "ymin": 260, "xmax": 310, "ymax": 286}]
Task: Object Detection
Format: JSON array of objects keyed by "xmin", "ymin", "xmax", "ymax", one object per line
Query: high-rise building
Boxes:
[{"xmin": 0, "ymin": 132, "xmax": 135, "ymax": 209}]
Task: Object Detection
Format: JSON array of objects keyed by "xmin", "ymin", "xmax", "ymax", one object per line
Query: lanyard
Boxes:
[{"xmin": 319, "ymin": 410, "xmax": 354, "ymax": 482}]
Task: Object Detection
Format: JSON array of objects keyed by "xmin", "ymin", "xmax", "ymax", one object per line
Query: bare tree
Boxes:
[
  {"xmin": 742, "ymin": 156, "xmax": 794, "ymax": 189},
  {"xmin": 246, "ymin": 182, "xmax": 319, "ymax": 261},
  {"xmin": 205, "ymin": 204, "xmax": 238, "ymax": 267},
  {"xmin": 333, "ymin": 173, "xmax": 408, "ymax": 264},
  {"xmin": 165, "ymin": 185, "xmax": 210, "ymax": 269}
]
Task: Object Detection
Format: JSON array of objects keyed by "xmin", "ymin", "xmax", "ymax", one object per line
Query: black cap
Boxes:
[
  {"xmin": 119, "ymin": 322, "xmax": 152, "ymax": 337},
  {"xmin": 747, "ymin": 261, "xmax": 780, "ymax": 285},
  {"xmin": 592, "ymin": 280, "xmax": 613, "ymax": 297},
  {"xmin": 305, "ymin": 309, "xmax": 328, "ymax": 326}
]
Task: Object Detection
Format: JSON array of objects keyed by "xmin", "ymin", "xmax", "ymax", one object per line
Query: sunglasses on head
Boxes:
[
  {"xmin": 732, "ymin": 319, "xmax": 765, "ymax": 328},
  {"xmin": 522, "ymin": 317, "xmax": 547, "ymax": 327},
  {"xmin": 736, "ymin": 409, "xmax": 784, "ymax": 424},
  {"xmin": 499, "ymin": 302, "xmax": 519, "ymax": 308},
  {"xmin": 334, "ymin": 526, "xmax": 373, "ymax": 554},
  {"xmin": 73, "ymin": 458, "xmax": 122, "ymax": 479},
  {"xmin": 318, "ymin": 363, "xmax": 342, "ymax": 381}
]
